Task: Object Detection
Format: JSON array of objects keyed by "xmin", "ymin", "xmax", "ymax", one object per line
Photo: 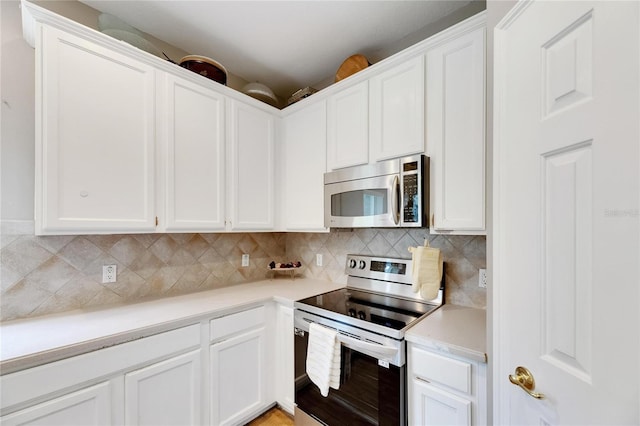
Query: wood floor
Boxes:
[{"xmin": 247, "ymin": 406, "xmax": 294, "ymax": 426}]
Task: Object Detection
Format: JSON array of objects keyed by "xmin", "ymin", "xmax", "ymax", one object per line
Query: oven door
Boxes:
[
  {"xmin": 324, "ymin": 174, "xmax": 401, "ymax": 228},
  {"xmin": 294, "ymin": 328, "xmax": 406, "ymax": 426}
]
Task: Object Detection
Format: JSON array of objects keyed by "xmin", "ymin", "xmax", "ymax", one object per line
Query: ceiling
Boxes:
[{"xmin": 80, "ymin": 1, "xmax": 476, "ymax": 98}]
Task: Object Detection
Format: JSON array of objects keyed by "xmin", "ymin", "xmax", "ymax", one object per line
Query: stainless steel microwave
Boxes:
[{"xmin": 324, "ymin": 155, "xmax": 429, "ymax": 228}]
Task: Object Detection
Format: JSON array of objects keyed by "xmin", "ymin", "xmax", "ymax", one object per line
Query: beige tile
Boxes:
[
  {"xmin": 86, "ymin": 234, "xmax": 123, "ymax": 252},
  {"xmin": 1, "ymin": 265, "xmax": 22, "ymax": 292},
  {"xmin": 167, "ymin": 233, "xmax": 195, "ymax": 245},
  {"xmin": 169, "ymin": 264, "xmax": 211, "ymax": 294},
  {"xmin": 86, "ymin": 287, "xmax": 124, "ymax": 308},
  {"xmin": 1, "ymin": 279, "xmax": 52, "ymax": 321},
  {"xmin": 214, "ymin": 234, "xmax": 243, "ymax": 256},
  {"xmin": 461, "ymin": 236, "xmax": 486, "ymax": 269},
  {"xmin": 380, "ymin": 229, "xmax": 405, "ymax": 247},
  {"xmin": 82, "ymin": 253, "xmax": 124, "ymax": 285},
  {"xmin": 58, "ymin": 237, "xmax": 103, "ymax": 270},
  {"xmin": 34, "ymin": 235, "xmax": 75, "ymax": 254},
  {"xmin": 198, "ymin": 248, "xmax": 226, "ymax": 271},
  {"xmin": 132, "ymin": 234, "xmax": 161, "ymax": 249},
  {"xmin": 183, "ymin": 234, "xmax": 210, "ymax": 260},
  {"xmin": 24, "ymin": 256, "xmax": 78, "ymax": 294},
  {"xmin": 147, "ymin": 266, "xmax": 184, "ymax": 295},
  {"xmin": 366, "ymin": 233, "xmax": 394, "ymax": 256},
  {"xmin": 237, "ymin": 234, "xmax": 258, "ymax": 254},
  {"xmin": 129, "ymin": 251, "xmax": 165, "ymax": 280},
  {"xmin": 149, "ymin": 235, "xmax": 180, "ymax": 263},
  {"xmin": 109, "ymin": 236, "xmax": 147, "ymax": 267},
  {"xmin": 200, "ymin": 233, "xmax": 221, "ymax": 245},
  {"xmin": 166, "ymin": 248, "xmax": 197, "ymax": 267},
  {"xmin": 55, "ymin": 274, "xmax": 103, "ymax": 306},
  {"xmin": 107, "ymin": 269, "xmax": 148, "ymax": 299},
  {"xmin": 1, "ymin": 237, "xmax": 53, "ymax": 276}
]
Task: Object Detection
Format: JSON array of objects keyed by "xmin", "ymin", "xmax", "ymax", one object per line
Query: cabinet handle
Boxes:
[
  {"xmin": 155, "ymin": 216, "xmax": 159, "ymax": 226},
  {"xmin": 415, "ymin": 376, "xmax": 431, "ymax": 384}
]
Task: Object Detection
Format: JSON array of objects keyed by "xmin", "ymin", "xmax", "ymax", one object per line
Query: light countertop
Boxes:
[
  {"xmin": 0, "ymin": 277, "xmax": 344, "ymax": 375},
  {"xmin": 406, "ymin": 304, "xmax": 487, "ymax": 363}
]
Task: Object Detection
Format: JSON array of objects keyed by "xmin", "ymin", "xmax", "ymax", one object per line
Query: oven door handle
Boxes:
[{"xmin": 337, "ymin": 334, "xmax": 398, "ymax": 359}]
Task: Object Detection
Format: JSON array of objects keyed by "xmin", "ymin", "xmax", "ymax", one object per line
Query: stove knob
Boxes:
[
  {"xmin": 358, "ymin": 310, "xmax": 366, "ymax": 320},
  {"xmin": 358, "ymin": 260, "xmax": 366, "ymax": 269},
  {"xmin": 348, "ymin": 308, "xmax": 357, "ymax": 317},
  {"xmin": 349, "ymin": 259, "xmax": 357, "ymax": 269}
]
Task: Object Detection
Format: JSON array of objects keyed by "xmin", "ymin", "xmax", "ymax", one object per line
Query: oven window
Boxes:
[
  {"xmin": 331, "ymin": 189, "xmax": 388, "ymax": 217},
  {"xmin": 295, "ymin": 335, "xmax": 404, "ymax": 426}
]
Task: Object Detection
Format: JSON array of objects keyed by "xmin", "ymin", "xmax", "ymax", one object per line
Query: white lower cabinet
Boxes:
[
  {"xmin": 209, "ymin": 305, "xmax": 269, "ymax": 425},
  {"xmin": 125, "ymin": 350, "xmax": 202, "ymax": 426},
  {"xmin": 274, "ymin": 305, "xmax": 294, "ymax": 414},
  {"xmin": 0, "ymin": 382, "xmax": 112, "ymax": 426},
  {"xmin": 0, "ymin": 325, "xmax": 200, "ymax": 426},
  {"xmin": 408, "ymin": 343, "xmax": 486, "ymax": 426}
]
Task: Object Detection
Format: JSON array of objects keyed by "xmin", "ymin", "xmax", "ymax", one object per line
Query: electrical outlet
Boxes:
[
  {"xmin": 316, "ymin": 254, "xmax": 323, "ymax": 266},
  {"xmin": 479, "ymin": 268, "xmax": 487, "ymax": 288},
  {"xmin": 102, "ymin": 265, "xmax": 117, "ymax": 283},
  {"xmin": 241, "ymin": 254, "xmax": 250, "ymax": 267}
]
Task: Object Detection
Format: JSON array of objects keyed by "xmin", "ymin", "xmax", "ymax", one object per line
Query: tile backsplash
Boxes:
[{"xmin": 1, "ymin": 229, "xmax": 485, "ymax": 322}]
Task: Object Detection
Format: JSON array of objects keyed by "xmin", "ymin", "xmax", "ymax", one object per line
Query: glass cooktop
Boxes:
[{"xmin": 296, "ymin": 288, "xmax": 438, "ymax": 331}]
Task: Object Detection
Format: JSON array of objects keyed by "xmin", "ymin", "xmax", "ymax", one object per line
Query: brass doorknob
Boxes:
[{"xmin": 509, "ymin": 366, "xmax": 545, "ymax": 399}]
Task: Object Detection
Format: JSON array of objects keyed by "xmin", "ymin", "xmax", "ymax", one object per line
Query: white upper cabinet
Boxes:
[
  {"xmin": 36, "ymin": 26, "xmax": 156, "ymax": 235},
  {"xmin": 282, "ymin": 100, "xmax": 327, "ymax": 231},
  {"xmin": 427, "ymin": 23, "xmax": 486, "ymax": 234},
  {"xmin": 161, "ymin": 74, "xmax": 226, "ymax": 232},
  {"xmin": 326, "ymin": 81, "xmax": 369, "ymax": 170},
  {"xmin": 228, "ymin": 100, "xmax": 276, "ymax": 230},
  {"xmin": 370, "ymin": 55, "xmax": 425, "ymax": 162}
]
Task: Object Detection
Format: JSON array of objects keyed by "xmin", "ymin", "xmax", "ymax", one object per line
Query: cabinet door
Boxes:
[
  {"xmin": 274, "ymin": 305, "xmax": 295, "ymax": 414},
  {"xmin": 427, "ymin": 27, "xmax": 486, "ymax": 232},
  {"xmin": 327, "ymin": 81, "xmax": 369, "ymax": 170},
  {"xmin": 162, "ymin": 74, "xmax": 226, "ymax": 231},
  {"xmin": 282, "ymin": 101, "xmax": 327, "ymax": 231},
  {"xmin": 210, "ymin": 327, "xmax": 267, "ymax": 425},
  {"xmin": 124, "ymin": 350, "xmax": 201, "ymax": 426},
  {"xmin": 37, "ymin": 26, "xmax": 156, "ymax": 235},
  {"xmin": 1, "ymin": 382, "xmax": 111, "ymax": 426},
  {"xmin": 228, "ymin": 100, "xmax": 275, "ymax": 230},
  {"xmin": 370, "ymin": 56, "xmax": 425, "ymax": 162},
  {"xmin": 411, "ymin": 378, "xmax": 471, "ymax": 426}
]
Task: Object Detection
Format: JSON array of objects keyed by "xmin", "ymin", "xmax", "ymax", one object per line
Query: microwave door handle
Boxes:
[{"xmin": 391, "ymin": 175, "xmax": 400, "ymax": 225}]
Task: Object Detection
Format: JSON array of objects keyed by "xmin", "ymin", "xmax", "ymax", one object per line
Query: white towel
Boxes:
[
  {"xmin": 306, "ymin": 323, "xmax": 341, "ymax": 397},
  {"xmin": 408, "ymin": 241, "xmax": 443, "ymax": 300}
]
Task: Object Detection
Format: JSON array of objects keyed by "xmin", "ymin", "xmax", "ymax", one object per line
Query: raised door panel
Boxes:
[
  {"xmin": 1, "ymin": 382, "xmax": 111, "ymax": 426},
  {"xmin": 427, "ymin": 26, "xmax": 486, "ymax": 232},
  {"xmin": 162, "ymin": 75, "xmax": 225, "ymax": 231},
  {"xmin": 210, "ymin": 328, "xmax": 267, "ymax": 425},
  {"xmin": 370, "ymin": 56, "xmax": 425, "ymax": 162},
  {"xmin": 282, "ymin": 101, "xmax": 327, "ymax": 230},
  {"xmin": 228, "ymin": 101, "xmax": 275, "ymax": 230},
  {"xmin": 124, "ymin": 350, "xmax": 201, "ymax": 426},
  {"xmin": 327, "ymin": 81, "xmax": 369, "ymax": 170},
  {"xmin": 37, "ymin": 26, "xmax": 156, "ymax": 234},
  {"xmin": 411, "ymin": 379, "xmax": 471, "ymax": 426}
]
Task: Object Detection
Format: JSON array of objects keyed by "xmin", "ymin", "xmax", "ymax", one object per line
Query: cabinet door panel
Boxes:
[
  {"xmin": 228, "ymin": 101, "xmax": 275, "ymax": 230},
  {"xmin": 38, "ymin": 26, "xmax": 155, "ymax": 234},
  {"xmin": 124, "ymin": 350, "xmax": 201, "ymax": 426},
  {"xmin": 427, "ymin": 27, "xmax": 486, "ymax": 232},
  {"xmin": 412, "ymin": 379, "xmax": 471, "ymax": 426},
  {"xmin": 327, "ymin": 81, "xmax": 369, "ymax": 170},
  {"xmin": 163, "ymin": 75, "xmax": 225, "ymax": 231},
  {"xmin": 370, "ymin": 56, "xmax": 425, "ymax": 162},
  {"xmin": 1, "ymin": 382, "xmax": 111, "ymax": 426},
  {"xmin": 282, "ymin": 101, "xmax": 327, "ymax": 230},
  {"xmin": 210, "ymin": 328, "xmax": 266, "ymax": 425}
]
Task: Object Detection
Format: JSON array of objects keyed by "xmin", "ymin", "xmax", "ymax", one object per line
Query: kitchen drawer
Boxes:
[
  {"xmin": 210, "ymin": 305, "xmax": 265, "ymax": 342},
  {"xmin": 410, "ymin": 345, "xmax": 472, "ymax": 395}
]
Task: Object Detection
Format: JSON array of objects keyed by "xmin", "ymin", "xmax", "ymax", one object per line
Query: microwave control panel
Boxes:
[{"xmin": 401, "ymin": 157, "xmax": 425, "ymax": 225}]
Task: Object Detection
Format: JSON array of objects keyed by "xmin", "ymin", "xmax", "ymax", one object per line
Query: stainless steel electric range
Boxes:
[{"xmin": 293, "ymin": 254, "xmax": 444, "ymax": 425}]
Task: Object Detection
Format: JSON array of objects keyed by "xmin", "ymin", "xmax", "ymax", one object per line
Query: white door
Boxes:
[
  {"xmin": 210, "ymin": 327, "xmax": 266, "ymax": 425},
  {"xmin": 38, "ymin": 26, "xmax": 156, "ymax": 234},
  {"xmin": 124, "ymin": 350, "xmax": 201, "ymax": 426},
  {"xmin": 1, "ymin": 382, "xmax": 111, "ymax": 426},
  {"xmin": 161, "ymin": 74, "xmax": 226, "ymax": 232},
  {"xmin": 227, "ymin": 100, "xmax": 275, "ymax": 230},
  {"xmin": 370, "ymin": 55, "xmax": 425, "ymax": 162},
  {"xmin": 494, "ymin": 1, "xmax": 639, "ymax": 424},
  {"xmin": 327, "ymin": 80, "xmax": 369, "ymax": 170},
  {"xmin": 282, "ymin": 100, "xmax": 327, "ymax": 231}
]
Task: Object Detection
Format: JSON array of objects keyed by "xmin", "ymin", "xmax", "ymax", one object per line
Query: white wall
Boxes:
[{"xmin": 1, "ymin": 1, "xmax": 35, "ymax": 221}]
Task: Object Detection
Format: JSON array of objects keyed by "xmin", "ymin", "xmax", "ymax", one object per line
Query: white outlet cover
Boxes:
[
  {"xmin": 102, "ymin": 265, "xmax": 117, "ymax": 283},
  {"xmin": 478, "ymin": 268, "xmax": 487, "ymax": 288},
  {"xmin": 241, "ymin": 254, "xmax": 250, "ymax": 267},
  {"xmin": 316, "ymin": 254, "xmax": 323, "ymax": 266}
]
